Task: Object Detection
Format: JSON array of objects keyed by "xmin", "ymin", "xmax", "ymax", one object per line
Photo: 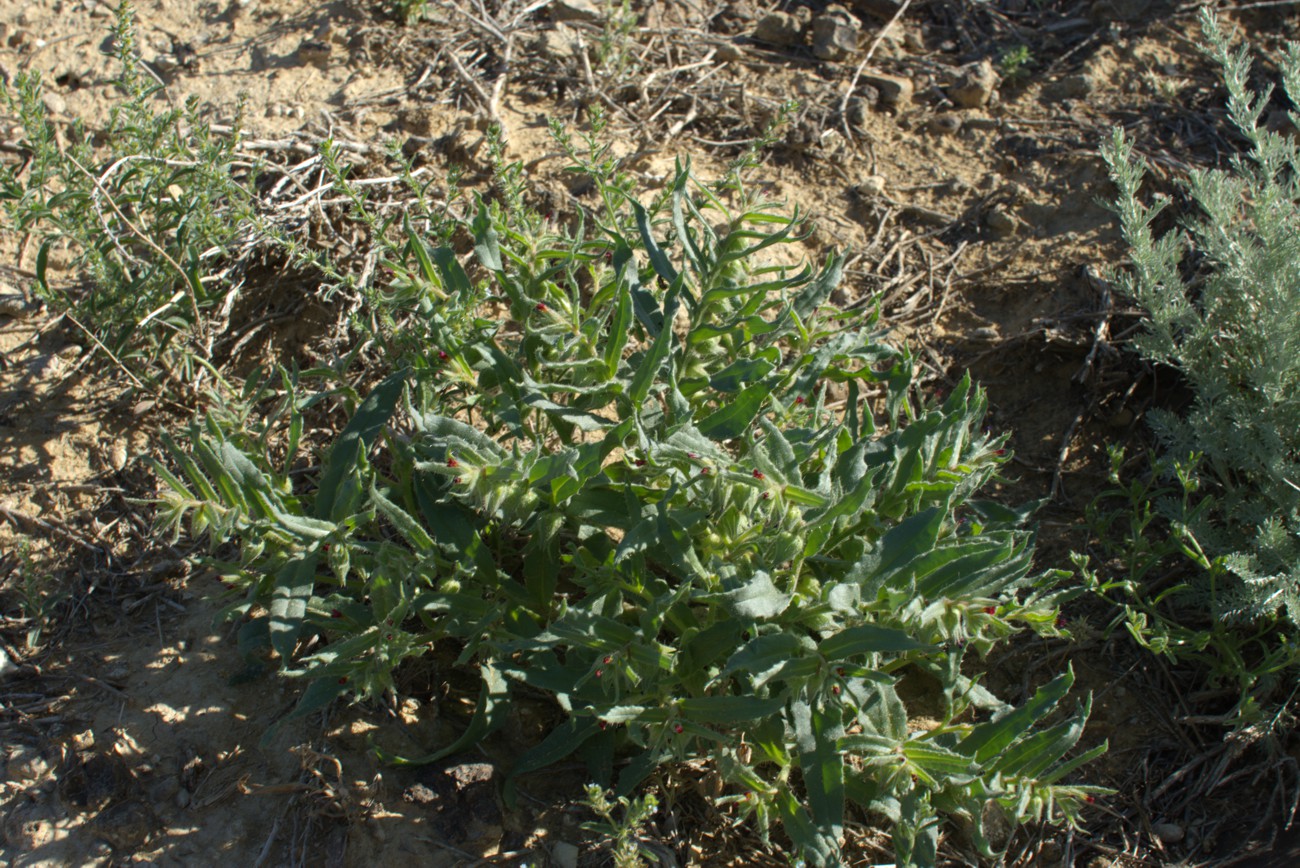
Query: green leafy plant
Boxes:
[
  {"xmin": 998, "ymin": 45, "xmax": 1033, "ymax": 83},
  {"xmin": 1101, "ymin": 10, "xmax": 1300, "ymax": 627},
  {"xmin": 0, "ymin": 2, "xmax": 255, "ymax": 381},
  {"xmin": 156, "ymin": 127, "xmax": 1102, "ymax": 865},
  {"xmin": 1078, "ymin": 447, "xmax": 1300, "ymax": 727},
  {"xmin": 581, "ymin": 785, "xmax": 660, "ymax": 868}
]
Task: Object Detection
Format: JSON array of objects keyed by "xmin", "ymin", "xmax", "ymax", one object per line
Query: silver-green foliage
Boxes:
[
  {"xmin": 1102, "ymin": 10, "xmax": 1300, "ymax": 625},
  {"xmin": 0, "ymin": 2, "xmax": 253, "ymax": 377},
  {"xmin": 156, "ymin": 136, "xmax": 1101, "ymax": 866}
]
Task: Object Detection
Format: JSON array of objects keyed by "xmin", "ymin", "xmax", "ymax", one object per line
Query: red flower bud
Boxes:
[
  {"xmin": 595, "ymin": 669, "xmax": 604, "ymax": 678},
  {"xmin": 983, "ymin": 606, "xmax": 997, "ymax": 615},
  {"xmin": 634, "ymin": 459, "xmax": 647, "ymax": 467},
  {"xmin": 752, "ymin": 469, "xmax": 765, "ymax": 480},
  {"xmin": 673, "ymin": 723, "xmax": 684, "ymax": 734},
  {"xmin": 454, "ymin": 477, "xmax": 462, "ymax": 484},
  {"xmin": 338, "ymin": 677, "xmax": 348, "ymax": 685},
  {"xmin": 1085, "ymin": 795, "xmax": 1096, "ymax": 804},
  {"xmin": 995, "ymin": 448, "xmax": 1006, "ymax": 456},
  {"xmin": 1056, "ymin": 616, "xmax": 1067, "ymax": 628},
  {"xmin": 535, "ymin": 302, "xmax": 548, "ymax": 313},
  {"xmin": 700, "ymin": 467, "xmax": 710, "ymax": 476},
  {"xmin": 447, "ymin": 458, "xmax": 459, "ymax": 468},
  {"xmin": 438, "ymin": 350, "xmax": 449, "ymax": 361},
  {"xmin": 603, "ymin": 655, "xmax": 612, "ymax": 664},
  {"xmin": 761, "ymin": 491, "xmax": 772, "ymax": 501},
  {"xmin": 794, "ymin": 396, "xmax": 806, "ymax": 405},
  {"xmin": 832, "ymin": 685, "xmax": 841, "ymax": 696},
  {"xmin": 687, "ymin": 452, "xmax": 698, "ymax": 460},
  {"xmin": 331, "ymin": 609, "xmax": 343, "ymax": 619},
  {"xmin": 599, "ymin": 720, "xmax": 608, "ymax": 730}
]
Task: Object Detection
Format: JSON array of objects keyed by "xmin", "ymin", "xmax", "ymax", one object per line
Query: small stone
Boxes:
[
  {"xmin": 845, "ymin": 94, "xmax": 874, "ymax": 126},
  {"xmin": 716, "ymin": 41, "xmax": 743, "ymax": 62},
  {"xmin": 1153, "ymin": 822, "xmax": 1185, "ymax": 844},
  {"xmin": 985, "ymin": 207, "xmax": 1017, "ymax": 237},
  {"xmin": 812, "ymin": 9, "xmax": 860, "ymax": 62},
  {"xmin": 109, "ymin": 439, "xmax": 129, "ymax": 472},
  {"xmin": 41, "ymin": 91, "xmax": 67, "ymax": 116},
  {"xmin": 860, "ymin": 73, "xmax": 913, "ymax": 106},
  {"xmin": 550, "ymin": 0, "xmax": 601, "ymax": 23},
  {"xmin": 926, "ymin": 114, "xmax": 962, "ymax": 135},
  {"xmin": 856, "ymin": 175, "xmax": 888, "ymax": 198},
  {"xmin": 950, "ymin": 59, "xmax": 1000, "ymax": 109},
  {"xmin": 753, "ymin": 11, "xmax": 803, "ymax": 47},
  {"xmin": 3, "ymin": 800, "xmax": 58, "ymax": 851},
  {"xmin": 296, "ymin": 39, "xmax": 331, "ymax": 67},
  {"xmin": 552, "ymin": 841, "xmax": 580, "ymax": 868},
  {"xmin": 1044, "ymin": 74, "xmax": 1093, "ymax": 101}
]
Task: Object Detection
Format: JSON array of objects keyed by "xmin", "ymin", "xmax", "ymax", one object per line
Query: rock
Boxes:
[
  {"xmin": 950, "ymin": 59, "xmax": 1000, "ymax": 108},
  {"xmin": 985, "ymin": 208, "xmax": 1017, "ymax": 237},
  {"xmin": 753, "ymin": 11, "xmax": 803, "ymax": 47},
  {"xmin": 3, "ymin": 800, "xmax": 59, "ymax": 851},
  {"xmin": 856, "ymin": 174, "xmax": 888, "ymax": 198},
  {"xmin": 1154, "ymin": 822, "xmax": 1185, "ymax": 845},
  {"xmin": 552, "ymin": 840, "xmax": 580, "ymax": 868},
  {"xmin": 716, "ymin": 40, "xmax": 743, "ymax": 62},
  {"xmin": 845, "ymin": 94, "xmax": 874, "ymax": 126},
  {"xmin": 926, "ymin": 114, "xmax": 962, "ymax": 135},
  {"xmin": 41, "ymin": 91, "xmax": 67, "ymax": 116},
  {"xmin": 860, "ymin": 72, "xmax": 913, "ymax": 106},
  {"xmin": 812, "ymin": 9, "xmax": 860, "ymax": 61},
  {"xmin": 550, "ymin": 0, "xmax": 602, "ymax": 23},
  {"xmin": 1044, "ymin": 74, "xmax": 1093, "ymax": 101}
]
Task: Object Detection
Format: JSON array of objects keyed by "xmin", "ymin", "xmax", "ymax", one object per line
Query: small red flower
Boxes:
[
  {"xmin": 323, "ymin": 544, "xmax": 331, "ymax": 551},
  {"xmin": 603, "ymin": 656, "xmax": 612, "ymax": 664},
  {"xmin": 535, "ymin": 302, "xmax": 548, "ymax": 313},
  {"xmin": 983, "ymin": 606, "xmax": 997, "ymax": 615},
  {"xmin": 1056, "ymin": 616, "xmax": 1067, "ymax": 628},
  {"xmin": 700, "ymin": 467, "xmax": 710, "ymax": 476},
  {"xmin": 761, "ymin": 491, "xmax": 772, "ymax": 501},
  {"xmin": 687, "ymin": 452, "xmax": 698, "ymax": 460},
  {"xmin": 338, "ymin": 677, "xmax": 348, "ymax": 685},
  {"xmin": 453, "ymin": 477, "xmax": 462, "ymax": 484},
  {"xmin": 634, "ymin": 459, "xmax": 647, "ymax": 467},
  {"xmin": 331, "ymin": 609, "xmax": 343, "ymax": 619},
  {"xmin": 752, "ymin": 469, "xmax": 765, "ymax": 480},
  {"xmin": 385, "ymin": 634, "xmax": 393, "ymax": 641},
  {"xmin": 994, "ymin": 448, "xmax": 1007, "ymax": 456},
  {"xmin": 438, "ymin": 350, "xmax": 449, "ymax": 361},
  {"xmin": 447, "ymin": 457, "xmax": 459, "ymax": 468},
  {"xmin": 1085, "ymin": 795, "xmax": 1096, "ymax": 804},
  {"xmin": 595, "ymin": 669, "xmax": 604, "ymax": 678},
  {"xmin": 673, "ymin": 723, "xmax": 684, "ymax": 734},
  {"xmin": 835, "ymin": 668, "xmax": 845, "ymax": 676},
  {"xmin": 599, "ymin": 720, "xmax": 608, "ymax": 730},
  {"xmin": 794, "ymin": 396, "xmax": 806, "ymax": 405}
]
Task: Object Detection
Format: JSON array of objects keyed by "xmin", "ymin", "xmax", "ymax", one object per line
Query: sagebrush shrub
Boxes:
[
  {"xmin": 157, "ymin": 122, "xmax": 1101, "ymax": 865},
  {"xmin": 1102, "ymin": 11, "xmax": 1300, "ymax": 626}
]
